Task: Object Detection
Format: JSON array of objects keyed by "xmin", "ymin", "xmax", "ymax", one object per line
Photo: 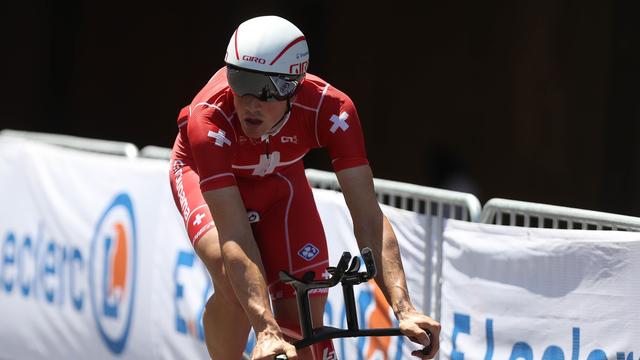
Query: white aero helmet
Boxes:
[{"xmin": 225, "ymin": 16, "xmax": 309, "ymax": 101}]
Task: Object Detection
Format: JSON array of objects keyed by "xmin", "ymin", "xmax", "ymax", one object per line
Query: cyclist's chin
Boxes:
[{"xmin": 240, "ymin": 121, "xmax": 266, "ymax": 139}]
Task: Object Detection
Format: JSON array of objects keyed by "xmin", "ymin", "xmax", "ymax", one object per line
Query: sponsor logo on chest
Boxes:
[{"xmin": 280, "ymin": 135, "xmax": 297, "ymax": 144}]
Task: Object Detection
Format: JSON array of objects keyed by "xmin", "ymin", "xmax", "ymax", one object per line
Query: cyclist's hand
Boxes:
[
  {"xmin": 251, "ymin": 328, "xmax": 297, "ymax": 360},
  {"xmin": 398, "ymin": 309, "xmax": 440, "ymax": 359}
]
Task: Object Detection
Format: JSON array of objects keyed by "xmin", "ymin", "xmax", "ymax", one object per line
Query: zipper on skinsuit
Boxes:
[{"xmin": 265, "ymin": 136, "xmax": 271, "ymax": 159}]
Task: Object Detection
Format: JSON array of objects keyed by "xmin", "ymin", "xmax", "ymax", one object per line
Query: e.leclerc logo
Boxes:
[{"xmin": 89, "ymin": 193, "xmax": 137, "ymax": 354}]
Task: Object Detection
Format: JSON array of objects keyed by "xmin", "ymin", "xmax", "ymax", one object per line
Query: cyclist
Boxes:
[{"xmin": 169, "ymin": 15, "xmax": 440, "ymax": 360}]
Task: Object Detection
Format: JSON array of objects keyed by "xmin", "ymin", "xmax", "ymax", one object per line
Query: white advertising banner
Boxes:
[
  {"xmin": 314, "ymin": 188, "xmax": 432, "ymax": 359},
  {"xmin": 440, "ymin": 220, "xmax": 640, "ymax": 360},
  {"xmin": 0, "ymin": 136, "xmax": 431, "ymax": 359},
  {"xmin": 0, "ymin": 136, "xmax": 209, "ymax": 360}
]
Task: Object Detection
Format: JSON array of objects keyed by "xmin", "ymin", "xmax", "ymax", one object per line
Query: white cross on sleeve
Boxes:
[
  {"xmin": 329, "ymin": 111, "xmax": 350, "ymax": 133},
  {"xmin": 207, "ymin": 129, "xmax": 231, "ymax": 147},
  {"xmin": 193, "ymin": 213, "xmax": 205, "ymax": 226}
]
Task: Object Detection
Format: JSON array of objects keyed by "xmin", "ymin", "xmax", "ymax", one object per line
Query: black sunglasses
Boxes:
[{"xmin": 226, "ymin": 65, "xmax": 303, "ymax": 102}]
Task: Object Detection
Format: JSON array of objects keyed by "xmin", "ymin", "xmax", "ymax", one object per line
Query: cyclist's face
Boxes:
[{"xmin": 234, "ymin": 95, "xmax": 288, "ymax": 139}]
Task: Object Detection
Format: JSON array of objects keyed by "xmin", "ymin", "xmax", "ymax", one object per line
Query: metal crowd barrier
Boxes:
[
  {"xmin": 481, "ymin": 198, "xmax": 640, "ymax": 231},
  {"xmin": 305, "ymin": 168, "xmax": 482, "ymax": 322},
  {"xmin": 139, "ymin": 145, "xmax": 172, "ymax": 160},
  {"xmin": 0, "ymin": 129, "xmax": 139, "ymax": 158}
]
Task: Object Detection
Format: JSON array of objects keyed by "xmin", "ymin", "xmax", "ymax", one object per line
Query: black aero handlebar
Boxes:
[{"xmin": 274, "ymin": 247, "xmax": 432, "ymax": 359}]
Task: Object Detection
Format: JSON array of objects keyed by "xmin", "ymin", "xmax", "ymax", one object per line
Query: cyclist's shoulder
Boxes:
[
  {"xmin": 189, "ymin": 67, "xmax": 236, "ymax": 122},
  {"xmin": 295, "ymin": 73, "xmax": 355, "ymax": 112}
]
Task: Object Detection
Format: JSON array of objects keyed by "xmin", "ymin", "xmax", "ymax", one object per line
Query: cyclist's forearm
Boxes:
[
  {"xmin": 380, "ymin": 217, "xmax": 417, "ymax": 318},
  {"xmin": 220, "ymin": 239, "xmax": 280, "ymax": 333},
  {"xmin": 336, "ymin": 166, "xmax": 417, "ymax": 317},
  {"xmin": 202, "ymin": 188, "xmax": 281, "ymax": 333},
  {"xmin": 355, "ymin": 214, "xmax": 417, "ymax": 317}
]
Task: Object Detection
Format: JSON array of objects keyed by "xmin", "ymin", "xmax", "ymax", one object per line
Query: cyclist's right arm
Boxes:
[
  {"xmin": 187, "ymin": 105, "xmax": 296, "ymax": 359},
  {"xmin": 202, "ymin": 188, "xmax": 297, "ymax": 360}
]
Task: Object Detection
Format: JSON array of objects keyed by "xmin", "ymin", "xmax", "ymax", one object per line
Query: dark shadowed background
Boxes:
[{"xmin": 4, "ymin": 1, "xmax": 639, "ymax": 216}]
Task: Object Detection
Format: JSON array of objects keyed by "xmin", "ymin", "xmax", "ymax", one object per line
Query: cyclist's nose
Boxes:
[{"xmin": 240, "ymin": 95, "xmax": 262, "ymax": 111}]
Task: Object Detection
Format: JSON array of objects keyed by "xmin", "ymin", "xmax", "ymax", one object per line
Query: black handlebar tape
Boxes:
[{"xmin": 361, "ymin": 247, "xmax": 377, "ymax": 278}]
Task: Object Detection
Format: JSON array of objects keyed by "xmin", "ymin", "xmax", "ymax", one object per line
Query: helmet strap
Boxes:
[
  {"xmin": 273, "ymin": 99, "xmax": 291, "ymax": 128},
  {"xmin": 261, "ymin": 99, "xmax": 292, "ymax": 141}
]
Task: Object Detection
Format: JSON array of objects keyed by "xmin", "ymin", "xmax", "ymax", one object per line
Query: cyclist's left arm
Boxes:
[{"xmin": 336, "ymin": 165, "xmax": 440, "ymax": 358}]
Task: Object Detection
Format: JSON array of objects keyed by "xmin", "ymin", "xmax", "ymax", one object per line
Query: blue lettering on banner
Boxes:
[
  {"xmin": 1, "ymin": 225, "xmax": 85, "ymax": 309},
  {"xmin": 70, "ymin": 247, "xmax": 84, "ymax": 310},
  {"xmin": 510, "ymin": 342, "xmax": 533, "ymax": 360},
  {"xmin": 451, "ymin": 312, "xmax": 637, "ymax": 360},
  {"xmin": 174, "ymin": 251, "xmax": 194, "ymax": 334},
  {"xmin": 542, "ymin": 346, "xmax": 565, "ymax": 360},
  {"xmin": 587, "ymin": 350, "xmax": 607, "ymax": 360},
  {"xmin": 44, "ymin": 241, "xmax": 58, "ymax": 304},
  {"xmin": 18, "ymin": 235, "xmax": 33, "ymax": 296},
  {"xmin": 574, "ymin": 328, "xmax": 580, "ymax": 360},
  {"xmin": 485, "ymin": 318, "xmax": 494, "ymax": 360},
  {"xmin": 618, "ymin": 353, "xmax": 635, "ymax": 360},
  {"xmin": 173, "ymin": 249, "xmax": 209, "ymax": 341},
  {"xmin": 2, "ymin": 232, "xmax": 16, "ymax": 292},
  {"xmin": 452, "ymin": 313, "xmax": 470, "ymax": 360}
]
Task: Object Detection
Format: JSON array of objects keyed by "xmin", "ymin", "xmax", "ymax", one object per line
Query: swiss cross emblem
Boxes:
[
  {"xmin": 252, "ymin": 151, "xmax": 280, "ymax": 177},
  {"xmin": 329, "ymin": 111, "xmax": 349, "ymax": 133},
  {"xmin": 193, "ymin": 213, "xmax": 205, "ymax": 226},
  {"xmin": 208, "ymin": 129, "xmax": 231, "ymax": 147}
]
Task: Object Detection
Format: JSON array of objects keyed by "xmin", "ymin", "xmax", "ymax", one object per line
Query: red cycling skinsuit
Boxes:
[{"xmin": 168, "ymin": 67, "xmax": 367, "ymax": 357}]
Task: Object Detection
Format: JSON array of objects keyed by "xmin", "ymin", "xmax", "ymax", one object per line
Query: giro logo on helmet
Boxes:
[
  {"xmin": 242, "ymin": 55, "xmax": 266, "ymax": 64},
  {"xmin": 289, "ymin": 61, "xmax": 309, "ymax": 75}
]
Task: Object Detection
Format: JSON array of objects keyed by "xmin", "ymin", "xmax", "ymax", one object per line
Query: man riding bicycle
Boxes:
[{"xmin": 169, "ymin": 15, "xmax": 440, "ymax": 360}]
